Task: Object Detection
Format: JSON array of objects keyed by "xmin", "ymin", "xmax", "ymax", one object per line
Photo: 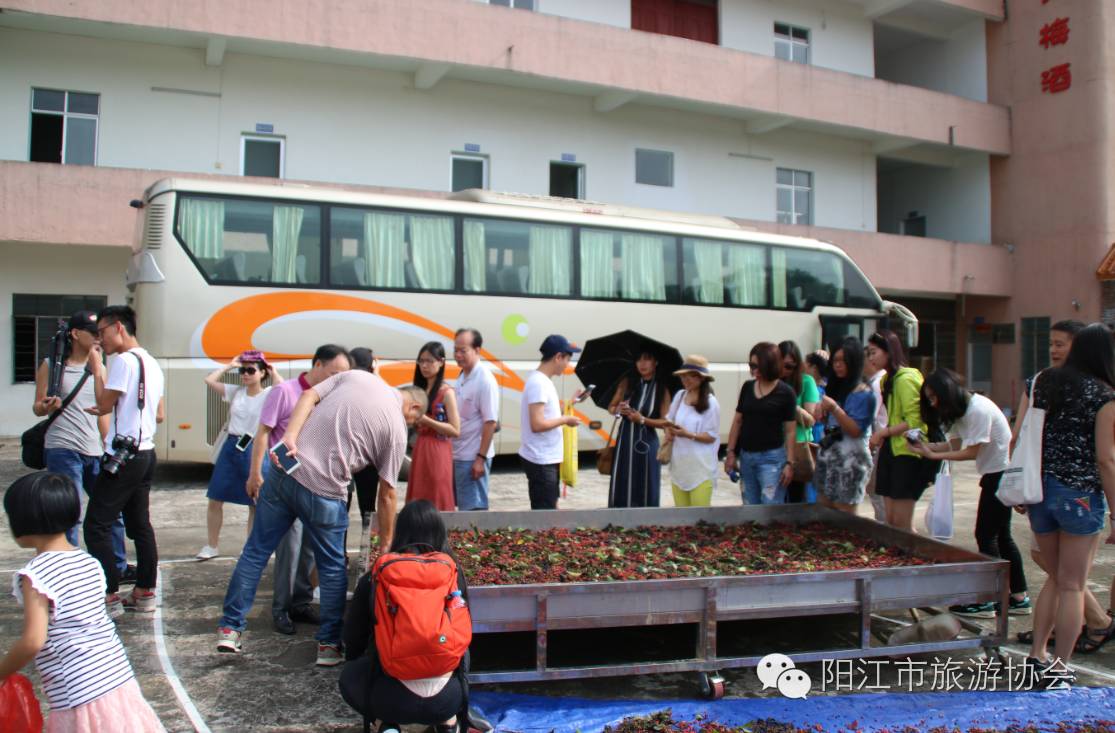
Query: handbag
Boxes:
[
  {"xmin": 656, "ymin": 439, "xmax": 673, "ymax": 465},
  {"xmin": 0, "ymin": 672, "xmax": 42, "ymax": 733},
  {"xmin": 790, "ymin": 441, "xmax": 817, "ymax": 483},
  {"xmin": 560, "ymin": 401, "xmax": 579, "ymax": 489},
  {"xmin": 923, "ymin": 462, "xmax": 954, "ymax": 539},
  {"xmin": 998, "ymin": 372, "xmax": 1046, "ymax": 506},
  {"xmin": 20, "ymin": 368, "xmax": 92, "ymax": 469},
  {"xmin": 596, "ymin": 418, "xmax": 620, "ymax": 475}
]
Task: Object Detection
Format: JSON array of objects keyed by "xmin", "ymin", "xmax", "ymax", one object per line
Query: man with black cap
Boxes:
[
  {"xmin": 519, "ymin": 334, "xmax": 582, "ymax": 510},
  {"xmin": 31, "ymin": 311, "xmax": 130, "ymax": 581}
]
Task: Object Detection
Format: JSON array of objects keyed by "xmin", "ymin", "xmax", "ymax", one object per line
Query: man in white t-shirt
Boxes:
[
  {"xmin": 452, "ymin": 328, "xmax": 500, "ymax": 510},
  {"xmin": 83, "ymin": 305, "xmax": 166, "ymax": 617},
  {"xmin": 519, "ymin": 335, "xmax": 582, "ymax": 510}
]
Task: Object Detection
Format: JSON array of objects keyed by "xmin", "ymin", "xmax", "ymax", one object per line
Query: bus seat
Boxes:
[
  {"xmin": 330, "ymin": 258, "xmax": 366, "ymax": 287},
  {"xmin": 497, "ymin": 267, "xmax": 520, "ymax": 293},
  {"xmin": 213, "ymin": 252, "xmax": 246, "ymax": 282}
]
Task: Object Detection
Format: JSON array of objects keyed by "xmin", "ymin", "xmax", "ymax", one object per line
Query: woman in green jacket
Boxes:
[{"xmin": 867, "ymin": 330, "xmax": 935, "ymax": 530}]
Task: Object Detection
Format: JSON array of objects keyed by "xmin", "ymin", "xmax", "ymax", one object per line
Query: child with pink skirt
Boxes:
[{"xmin": 0, "ymin": 471, "xmax": 164, "ymax": 732}]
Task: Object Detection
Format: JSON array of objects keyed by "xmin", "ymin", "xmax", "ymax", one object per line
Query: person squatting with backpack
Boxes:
[{"xmin": 340, "ymin": 500, "xmax": 485, "ymax": 733}]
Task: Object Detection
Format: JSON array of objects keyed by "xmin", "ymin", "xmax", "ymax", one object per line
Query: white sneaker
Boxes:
[
  {"xmin": 105, "ymin": 594, "xmax": 124, "ymax": 620},
  {"xmin": 196, "ymin": 545, "xmax": 219, "ymax": 561},
  {"xmin": 217, "ymin": 627, "xmax": 242, "ymax": 654}
]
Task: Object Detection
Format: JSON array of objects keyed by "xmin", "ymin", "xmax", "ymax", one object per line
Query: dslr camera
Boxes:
[
  {"xmin": 103, "ymin": 435, "xmax": 140, "ymax": 476},
  {"xmin": 820, "ymin": 426, "xmax": 843, "ymax": 450}
]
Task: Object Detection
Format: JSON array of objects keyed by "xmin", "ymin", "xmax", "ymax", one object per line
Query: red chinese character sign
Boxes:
[
  {"xmin": 1041, "ymin": 63, "xmax": 1072, "ymax": 94},
  {"xmin": 1039, "ymin": 18, "xmax": 1070, "ymax": 48}
]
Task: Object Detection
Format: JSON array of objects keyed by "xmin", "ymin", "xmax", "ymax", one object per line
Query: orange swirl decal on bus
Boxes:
[{"xmin": 199, "ymin": 292, "xmax": 605, "ymax": 439}]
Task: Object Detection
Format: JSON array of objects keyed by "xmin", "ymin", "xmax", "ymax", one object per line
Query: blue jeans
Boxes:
[
  {"xmin": 45, "ymin": 447, "xmax": 127, "ymax": 570},
  {"xmin": 1028, "ymin": 473, "xmax": 1107, "ymax": 536},
  {"xmin": 453, "ymin": 458, "xmax": 491, "ymax": 510},
  {"xmin": 220, "ymin": 470, "xmax": 349, "ymax": 645},
  {"xmin": 739, "ymin": 447, "xmax": 787, "ymax": 505}
]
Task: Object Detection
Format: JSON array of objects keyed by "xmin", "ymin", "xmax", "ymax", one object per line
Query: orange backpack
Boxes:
[{"xmin": 371, "ymin": 550, "xmax": 472, "ymax": 680}]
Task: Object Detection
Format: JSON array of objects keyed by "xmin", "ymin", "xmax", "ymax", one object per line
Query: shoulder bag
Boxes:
[
  {"xmin": 596, "ymin": 418, "xmax": 620, "ymax": 475},
  {"xmin": 21, "ymin": 368, "xmax": 92, "ymax": 469},
  {"xmin": 998, "ymin": 372, "xmax": 1045, "ymax": 506}
]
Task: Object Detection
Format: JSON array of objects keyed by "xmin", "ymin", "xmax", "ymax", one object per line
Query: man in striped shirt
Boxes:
[{"xmin": 217, "ymin": 370, "xmax": 427, "ymax": 666}]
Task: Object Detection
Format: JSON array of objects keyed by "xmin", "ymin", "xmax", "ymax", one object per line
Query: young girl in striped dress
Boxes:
[{"xmin": 0, "ymin": 471, "xmax": 164, "ymax": 732}]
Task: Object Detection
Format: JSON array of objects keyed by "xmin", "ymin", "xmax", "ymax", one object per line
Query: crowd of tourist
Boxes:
[{"xmin": 5, "ymin": 304, "xmax": 1115, "ymax": 730}]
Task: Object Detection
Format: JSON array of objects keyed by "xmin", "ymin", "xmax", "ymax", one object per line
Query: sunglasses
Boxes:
[
  {"xmin": 748, "ymin": 362, "xmax": 759, "ymax": 370},
  {"xmin": 238, "ymin": 366, "xmax": 259, "ymax": 375}
]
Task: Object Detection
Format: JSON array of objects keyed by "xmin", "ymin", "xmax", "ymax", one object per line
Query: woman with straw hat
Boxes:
[{"xmin": 663, "ymin": 355, "xmax": 720, "ymax": 507}]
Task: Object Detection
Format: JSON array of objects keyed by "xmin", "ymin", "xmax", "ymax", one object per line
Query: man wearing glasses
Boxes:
[
  {"xmin": 451, "ymin": 328, "xmax": 500, "ymax": 510},
  {"xmin": 84, "ymin": 305, "xmax": 166, "ymax": 617}
]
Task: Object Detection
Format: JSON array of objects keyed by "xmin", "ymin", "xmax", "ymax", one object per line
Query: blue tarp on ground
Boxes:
[{"xmin": 471, "ymin": 687, "xmax": 1115, "ymax": 732}]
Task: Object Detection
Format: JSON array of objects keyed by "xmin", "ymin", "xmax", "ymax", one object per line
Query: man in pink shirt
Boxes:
[
  {"xmin": 245, "ymin": 344, "xmax": 351, "ymax": 635},
  {"xmin": 219, "ymin": 369, "xmax": 426, "ymax": 667}
]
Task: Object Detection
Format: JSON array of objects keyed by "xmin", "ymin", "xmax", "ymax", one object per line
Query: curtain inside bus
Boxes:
[
  {"xmin": 179, "ymin": 198, "xmax": 225, "ymax": 259},
  {"xmin": 580, "ymin": 230, "xmax": 615, "ymax": 298},
  {"xmin": 363, "ymin": 212, "xmax": 406, "ymax": 287},
  {"xmin": 772, "ymin": 247, "xmax": 788, "ymax": 307},
  {"xmin": 272, "ymin": 206, "xmax": 304, "ymax": 283},
  {"xmin": 464, "ymin": 220, "xmax": 486, "ymax": 292},
  {"xmin": 690, "ymin": 239, "xmax": 723, "ymax": 304},
  {"xmin": 410, "ymin": 215, "xmax": 454, "ymax": 289},
  {"xmin": 726, "ymin": 244, "xmax": 765, "ymax": 306},
  {"xmin": 527, "ymin": 226, "xmax": 572, "ymax": 296},
  {"xmin": 621, "ymin": 233, "xmax": 667, "ymax": 301}
]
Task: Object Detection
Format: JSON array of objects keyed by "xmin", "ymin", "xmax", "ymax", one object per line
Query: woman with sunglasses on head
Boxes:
[
  {"xmin": 199, "ymin": 350, "xmax": 283, "ymax": 560},
  {"xmin": 778, "ymin": 341, "xmax": 820, "ymax": 503},
  {"xmin": 407, "ymin": 342, "xmax": 460, "ymax": 512},
  {"xmin": 867, "ymin": 330, "xmax": 935, "ymax": 531}
]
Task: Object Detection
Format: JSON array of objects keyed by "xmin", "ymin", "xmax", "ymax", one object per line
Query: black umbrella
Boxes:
[{"xmin": 574, "ymin": 330, "xmax": 684, "ymax": 410}]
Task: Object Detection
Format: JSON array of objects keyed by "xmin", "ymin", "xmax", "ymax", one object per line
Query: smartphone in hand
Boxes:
[
  {"xmin": 575, "ymin": 385, "xmax": 596, "ymax": 403},
  {"xmin": 270, "ymin": 443, "xmax": 300, "ymax": 474}
]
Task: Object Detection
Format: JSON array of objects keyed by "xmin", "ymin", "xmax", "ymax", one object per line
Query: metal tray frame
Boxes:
[{"xmin": 443, "ymin": 505, "xmax": 1009, "ymax": 684}]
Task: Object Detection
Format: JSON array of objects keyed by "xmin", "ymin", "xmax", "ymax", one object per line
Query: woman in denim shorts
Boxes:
[{"xmin": 1025, "ymin": 324, "xmax": 1115, "ymax": 685}]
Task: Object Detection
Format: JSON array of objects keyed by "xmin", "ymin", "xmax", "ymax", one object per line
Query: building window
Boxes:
[
  {"xmin": 776, "ymin": 168, "xmax": 813, "ymax": 225},
  {"xmin": 635, "ymin": 148, "xmax": 674, "ymax": 187},
  {"xmin": 452, "ymin": 154, "xmax": 488, "ymax": 192},
  {"xmin": 12, "ymin": 294, "xmax": 108, "ymax": 383},
  {"xmin": 487, "ymin": 0, "xmax": 535, "ymax": 9},
  {"xmin": 549, "ymin": 162, "xmax": 585, "ymax": 199},
  {"xmin": 241, "ymin": 135, "xmax": 284, "ymax": 178},
  {"xmin": 1021, "ymin": 316, "xmax": 1051, "ymax": 378},
  {"xmin": 29, "ymin": 88, "xmax": 99, "ymax": 165},
  {"xmin": 774, "ymin": 23, "xmax": 810, "ymax": 64}
]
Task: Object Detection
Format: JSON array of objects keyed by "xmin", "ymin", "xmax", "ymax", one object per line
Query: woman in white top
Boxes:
[
  {"xmin": 663, "ymin": 355, "xmax": 720, "ymax": 507},
  {"xmin": 198, "ymin": 350, "xmax": 283, "ymax": 560},
  {"xmin": 909, "ymin": 368, "xmax": 1029, "ymax": 618},
  {"xmin": 0, "ymin": 471, "xmax": 164, "ymax": 732}
]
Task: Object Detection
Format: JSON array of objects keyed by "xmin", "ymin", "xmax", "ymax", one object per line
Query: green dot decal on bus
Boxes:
[{"xmin": 502, "ymin": 314, "xmax": 529, "ymax": 345}]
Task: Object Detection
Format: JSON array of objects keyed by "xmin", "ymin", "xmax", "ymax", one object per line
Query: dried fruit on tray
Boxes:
[{"xmin": 439, "ymin": 521, "xmax": 932, "ymax": 586}]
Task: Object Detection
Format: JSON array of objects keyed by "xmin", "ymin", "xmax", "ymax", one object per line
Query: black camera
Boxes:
[
  {"xmin": 819, "ymin": 426, "xmax": 843, "ymax": 450},
  {"xmin": 103, "ymin": 435, "xmax": 140, "ymax": 476}
]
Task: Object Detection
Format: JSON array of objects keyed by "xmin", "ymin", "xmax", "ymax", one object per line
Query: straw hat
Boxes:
[{"xmin": 673, "ymin": 354, "xmax": 714, "ymax": 381}]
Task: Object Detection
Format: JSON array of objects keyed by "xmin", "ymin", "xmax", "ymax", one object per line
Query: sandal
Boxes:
[
  {"xmin": 1075, "ymin": 617, "xmax": 1115, "ymax": 654},
  {"xmin": 1017, "ymin": 625, "xmax": 1087, "ymax": 646}
]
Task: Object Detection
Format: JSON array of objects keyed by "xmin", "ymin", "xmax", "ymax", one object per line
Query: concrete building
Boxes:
[{"xmin": 0, "ymin": 0, "xmax": 1110, "ymax": 436}]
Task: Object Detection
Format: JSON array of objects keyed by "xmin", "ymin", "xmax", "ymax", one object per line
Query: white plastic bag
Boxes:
[
  {"xmin": 998, "ymin": 374, "xmax": 1046, "ymax": 507},
  {"xmin": 923, "ymin": 462, "xmax": 953, "ymax": 540}
]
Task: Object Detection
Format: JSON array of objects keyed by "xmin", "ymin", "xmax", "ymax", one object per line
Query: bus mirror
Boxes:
[{"xmin": 882, "ymin": 300, "xmax": 919, "ymax": 350}]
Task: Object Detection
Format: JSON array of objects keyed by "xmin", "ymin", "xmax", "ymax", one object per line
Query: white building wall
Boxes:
[
  {"xmin": 0, "ymin": 242, "xmax": 130, "ymax": 437},
  {"xmin": 0, "ymin": 28, "xmax": 876, "ymax": 229},
  {"xmin": 877, "ymin": 155, "xmax": 991, "ymax": 243},
  {"xmin": 719, "ymin": 0, "xmax": 874, "ymax": 77},
  {"xmin": 537, "ymin": 0, "xmax": 630, "ymax": 28},
  {"xmin": 875, "ymin": 19, "xmax": 988, "ymax": 102}
]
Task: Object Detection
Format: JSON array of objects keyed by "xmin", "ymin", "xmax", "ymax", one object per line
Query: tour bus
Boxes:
[{"xmin": 126, "ymin": 178, "xmax": 918, "ymax": 462}]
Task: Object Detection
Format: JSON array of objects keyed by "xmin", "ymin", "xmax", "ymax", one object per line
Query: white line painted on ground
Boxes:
[{"xmin": 152, "ymin": 571, "xmax": 213, "ymax": 733}]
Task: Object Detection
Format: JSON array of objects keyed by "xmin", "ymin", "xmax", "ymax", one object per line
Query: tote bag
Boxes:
[
  {"xmin": 560, "ymin": 401, "xmax": 579, "ymax": 489},
  {"xmin": 998, "ymin": 374, "xmax": 1045, "ymax": 507},
  {"xmin": 923, "ymin": 462, "xmax": 953, "ymax": 540}
]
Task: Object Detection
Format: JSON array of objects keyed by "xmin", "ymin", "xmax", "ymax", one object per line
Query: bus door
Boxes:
[{"xmin": 819, "ymin": 315, "xmax": 865, "ymax": 351}]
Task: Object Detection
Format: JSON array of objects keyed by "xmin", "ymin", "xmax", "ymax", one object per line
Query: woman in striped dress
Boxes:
[{"xmin": 607, "ymin": 352, "xmax": 671, "ymax": 508}]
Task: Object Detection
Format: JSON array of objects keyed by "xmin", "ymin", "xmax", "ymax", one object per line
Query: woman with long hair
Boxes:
[
  {"xmin": 662, "ymin": 355, "xmax": 720, "ymax": 507},
  {"xmin": 814, "ymin": 337, "xmax": 876, "ymax": 514},
  {"xmin": 1023, "ymin": 324, "xmax": 1115, "ymax": 686},
  {"xmin": 725, "ymin": 343, "xmax": 796, "ymax": 504},
  {"xmin": 407, "ymin": 342, "xmax": 460, "ymax": 511},
  {"xmin": 340, "ymin": 500, "xmax": 479, "ymax": 733},
  {"xmin": 867, "ymin": 330, "xmax": 935, "ymax": 530},
  {"xmin": 910, "ymin": 368, "xmax": 1028, "ymax": 617},
  {"xmin": 200, "ymin": 349, "xmax": 281, "ymax": 560},
  {"xmin": 778, "ymin": 341, "xmax": 820, "ymax": 503},
  {"xmin": 607, "ymin": 351, "xmax": 671, "ymax": 507}
]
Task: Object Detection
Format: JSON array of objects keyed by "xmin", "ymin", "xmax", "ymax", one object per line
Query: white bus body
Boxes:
[{"xmin": 127, "ymin": 178, "xmax": 916, "ymax": 462}]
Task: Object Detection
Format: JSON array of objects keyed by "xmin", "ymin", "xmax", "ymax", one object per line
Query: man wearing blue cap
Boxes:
[{"xmin": 519, "ymin": 335, "xmax": 582, "ymax": 509}]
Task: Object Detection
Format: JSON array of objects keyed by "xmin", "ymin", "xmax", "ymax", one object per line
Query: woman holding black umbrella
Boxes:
[{"xmin": 607, "ymin": 351, "xmax": 672, "ymax": 507}]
